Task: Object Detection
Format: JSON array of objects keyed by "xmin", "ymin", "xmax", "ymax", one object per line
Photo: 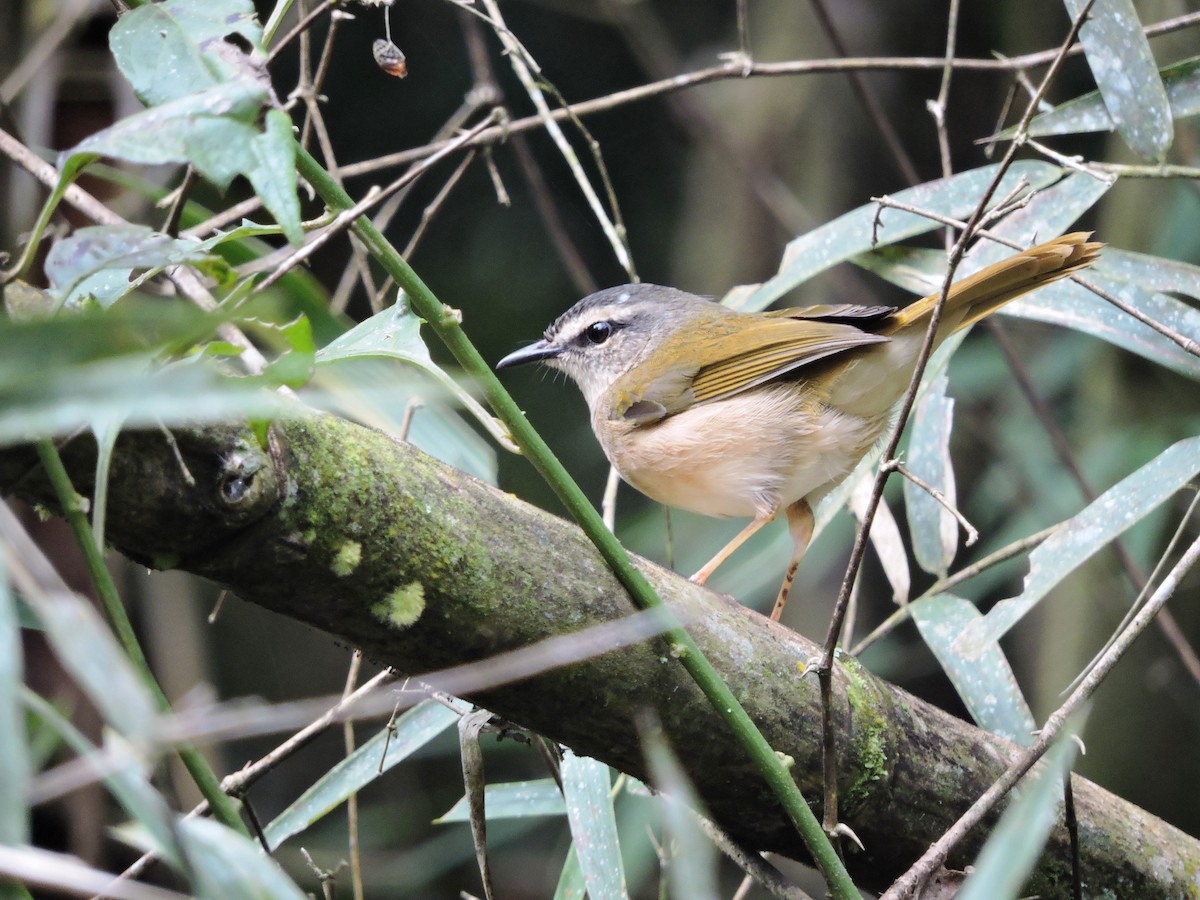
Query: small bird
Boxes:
[{"xmin": 498, "ymin": 233, "xmax": 1101, "ymax": 620}]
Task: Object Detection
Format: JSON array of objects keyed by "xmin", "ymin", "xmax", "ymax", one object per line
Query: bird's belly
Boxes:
[{"xmin": 599, "ymin": 387, "xmax": 887, "ymax": 519}]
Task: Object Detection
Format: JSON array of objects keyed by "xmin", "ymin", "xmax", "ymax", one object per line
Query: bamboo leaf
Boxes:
[
  {"xmin": 436, "ymin": 779, "xmax": 567, "ymax": 822},
  {"xmin": 1060, "ymin": 0, "xmax": 1173, "ymax": 159},
  {"xmin": 722, "ymin": 162, "xmax": 1063, "ymax": 312},
  {"xmin": 263, "ymin": 699, "xmax": 461, "ymax": 850},
  {"xmin": 904, "ymin": 373, "xmax": 958, "ymax": 577},
  {"xmin": 561, "ymin": 752, "xmax": 627, "ymax": 900},
  {"xmin": 0, "ymin": 549, "xmax": 30, "ymax": 845},
  {"xmin": 957, "ymin": 723, "xmax": 1082, "ymax": 900},
  {"xmin": 911, "ymin": 595, "xmax": 1035, "ymax": 745},
  {"xmin": 957, "ymin": 436, "xmax": 1200, "ymax": 656}
]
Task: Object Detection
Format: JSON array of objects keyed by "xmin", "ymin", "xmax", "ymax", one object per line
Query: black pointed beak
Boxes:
[{"xmin": 496, "ymin": 340, "xmax": 563, "ymax": 369}]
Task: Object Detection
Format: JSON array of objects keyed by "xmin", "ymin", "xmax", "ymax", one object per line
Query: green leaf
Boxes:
[
  {"xmin": 1018, "ymin": 56, "xmax": 1200, "ymax": 139},
  {"xmin": 0, "ymin": 549, "xmax": 30, "ymax": 845},
  {"xmin": 0, "ymin": 353, "xmax": 285, "ymax": 449},
  {"xmin": 44, "ymin": 225, "xmax": 224, "ymax": 309},
  {"xmin": 436, "ymin": 779, "xmax": 567, "ymax": 822},
  {"xmin": 180, "ymin": 818, "xmax": 307, "ymax": 900},
  {"xmin": 911, "ymin": 595, "xmax": 1035, "ymax": 745},
  {"xmin": 957, "ymin": 723, "xmax": 1082, "ymax": 900},
  {"xmin": 61, "ymin": 80, "xmax": 270, "ymax": 189},
  {"xmin": 1059, "ymin": 0, "xmax": 1172, "ymax": 159},
  {"xmin": 317, "ymin": 299, "xmax": 514, "ymax": 455},
  {"xmin": 109, "ymin": 0, "xmax": 263, "ymax": 106},
  {"xmin": 552, "ymin": 845, "xmax": 587, "ymax": 900},
  {"xmin": 904, "ymin": 373, "xmax": 957, "ymax": 577},
  {"xmin": 561, "ymin": 752, "xmax": 627, "ymax": 900},
  {"xmin": 720, "ymin": 162, "xmax": 1063, "ymax": 312},
  {"xmin": 956, "ymin": 435, "xmax": 1200, "ymax": 656},
  {"xmin": 21, "ymin": 689, "xmax": 180, "ymax": 869},
  {"xmin": 263, "ymin": 699, "xmax": 461, "ymax": 850},
  {"xmin": 245, "ymin": 109, "xmax": 302, "ymax": 245}
]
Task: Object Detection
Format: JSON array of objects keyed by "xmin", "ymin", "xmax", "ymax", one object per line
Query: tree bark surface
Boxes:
[{"xmin": 3, "ymin": 412, "xmax": 1197, "ymax": 897}]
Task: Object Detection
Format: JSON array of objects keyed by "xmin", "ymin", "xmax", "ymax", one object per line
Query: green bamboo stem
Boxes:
[
  {"xmin": 33, "ymin": 440, "xmax": 249, "ymax": 838},
  {"xmin": 293, "ymin": 145, "xmax": 858, "ymax": 898}
]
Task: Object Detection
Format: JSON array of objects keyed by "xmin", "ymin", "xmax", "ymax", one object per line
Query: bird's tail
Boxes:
[{"xmin": 886, "ymin": 232, "xmax": 1103, "ymax": 337}]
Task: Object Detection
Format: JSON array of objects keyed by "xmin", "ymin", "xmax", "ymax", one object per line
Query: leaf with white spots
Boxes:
[
  {"xmin": 956, "ymin": 435, "xmax": 1200, "ymax": 657},
  {"xmin": 912, "ymin": 594, "xmax": 1035, "ymax": 745},
  {"xmin": 561, "ymin": 751, "xmax": 627, "ymax": 900},
  {"xmin": 1062, "ymin": 0, "xmax": 1173, "ymax": 160},
  {"xmin": 1014, "ymin": 56, "xmax": 1200, "ymax": 140},
  {"xmin": 721, "ymin": 162, "xmax": 1062, "ymax": 312},
  {"xmin": 436, "ymin": 779, "xmax": 567, "ymax": 822},
  {"xmin": 850, "ymin": 475, "xmax": 910, "ymax": 605},
  {"xmin": 904, "ymin": 373, "xmax": 958, "ymax": 577}
]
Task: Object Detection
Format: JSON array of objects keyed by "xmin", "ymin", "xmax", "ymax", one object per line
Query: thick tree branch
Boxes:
[{"xmin": 2, "ymin": 412, "xmax": 1197, "ymax": 896}]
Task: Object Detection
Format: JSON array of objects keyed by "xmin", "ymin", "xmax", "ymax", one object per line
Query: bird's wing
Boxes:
[
  {"xmin": 688, "ymin": 317, "xmax": 890, "ymax": 405},
  {"xmin": 610, "ymin": 314, "xmax": 891, "ymax": 425}
]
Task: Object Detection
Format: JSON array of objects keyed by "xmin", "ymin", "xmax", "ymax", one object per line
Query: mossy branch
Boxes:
[{"xmin": 3, "ymin": 414, "xmax": 1197, "ymax": 896}]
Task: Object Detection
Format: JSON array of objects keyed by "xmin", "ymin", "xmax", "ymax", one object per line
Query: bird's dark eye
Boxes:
[{"xmin": 585, "ymin": 321, "xmax": 613, "ymax": 344}]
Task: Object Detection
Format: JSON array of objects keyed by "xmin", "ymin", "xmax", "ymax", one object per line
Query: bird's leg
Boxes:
[
  {"xmin": 769, "ymin": 500, "xmax": 814, "ymax": 621},
  {"xmin": 690, "ymin": 514, "xmax": 774, "ymax": 586}
]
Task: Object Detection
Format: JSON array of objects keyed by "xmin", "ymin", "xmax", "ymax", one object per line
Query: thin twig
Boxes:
[
  {"xmin": 335, "ymin": 7, "xmax": 1200, "ymax": 182},
  {"xmin": 890, "ymin": 461, "xmax": 979, "ymax": 546},
  {"xmin": 342, "ymin": 651, "xmax": 366, "ymax": 900},
  {"xmin": 477, "ymin": 0, "xmax": 636, "ymax": 279},
  {"xmin": 880, "ymin": 529, "xmax": 1200, "ymax": 899},
  {"xmin": 266, "ymin": 0, "xmax": 338, "ymax": 64},
  {"xmin": 814, "ymin": 0, "xmax": 1097, "ymax": 842},
  {"xmin": 848, "ymin": 525, "xmax": 1061, "ymax": 657},
  {"xmin": 692, "ymin": 816, "xmax": 814, "ymax": 900},
  {"xmin": 252, "ymin": 113, "xmax": 501, "ymax": 295},
  {"xmin": 105, "ymin": 669, "xmax": 398, "ymax": 887},
  {"xmin": 807, "ymin": 0, "xmax": 920, "ymax": 186},
  {"xmin": 988, "ymin": 323, "xmax": 1200, "ymax": 689}
]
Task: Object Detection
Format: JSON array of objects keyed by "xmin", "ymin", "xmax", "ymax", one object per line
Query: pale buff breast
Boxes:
[{"xmin": 595, "ymin": 384, "xmax": 889, "ymax": 520}]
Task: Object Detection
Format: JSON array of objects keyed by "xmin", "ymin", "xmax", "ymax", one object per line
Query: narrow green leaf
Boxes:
[
  {"xmin": 957, "ymin": 724, "xmax": 1082, "ymax": 900},
  {"xmin": 263, "ymin": 699, "xmax": 461, "ymax": 850},
  {"xmin": 0, "ymin": 549, "xmax": 30, "ymax": 845},
  {"xmin": 0, "ymin": 355, "xmax": 284, "ymax": 449},
  {"xmin": 180, "ymin": 818, "xmax": 307, "ymax": 900},
  {"xmin": 552, "ymin": 845, "xmax": 587, "ymax": 900},
  {"xmin": 561, "ymin": 752, "xmax": 627, "ymax": 900},
  {"xmin": 957, "ymin": 436, "xmax": 1200, "ymax": 655},
  {"xmin": 24, "ymin": 590, "xmax": 159, "ymax": 745},
  {"xmin": 1061, "ymin": 0, "xmax": 1172, "ymax": 159},
  {"xmin": 904, "ymin": 373, "xmax": 957, "ymax": 577},
  {"xmin": 641, "ymin": 725, "xmax": 719, "ymax": 900},
  {"xmin": 1019, "ymin": 56, "xmax": 1200, "ymax": 139},
  {"xmin": 436, "ymin": 779, "xmax": 566, "ymax": 823},
  {"xmin": 911, "ymin": 595, "xmax": 1035, "ymax": 745},
  {"xmin": 721, "ymin": 162, "xmax": 1063, "ymax": 312}
]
